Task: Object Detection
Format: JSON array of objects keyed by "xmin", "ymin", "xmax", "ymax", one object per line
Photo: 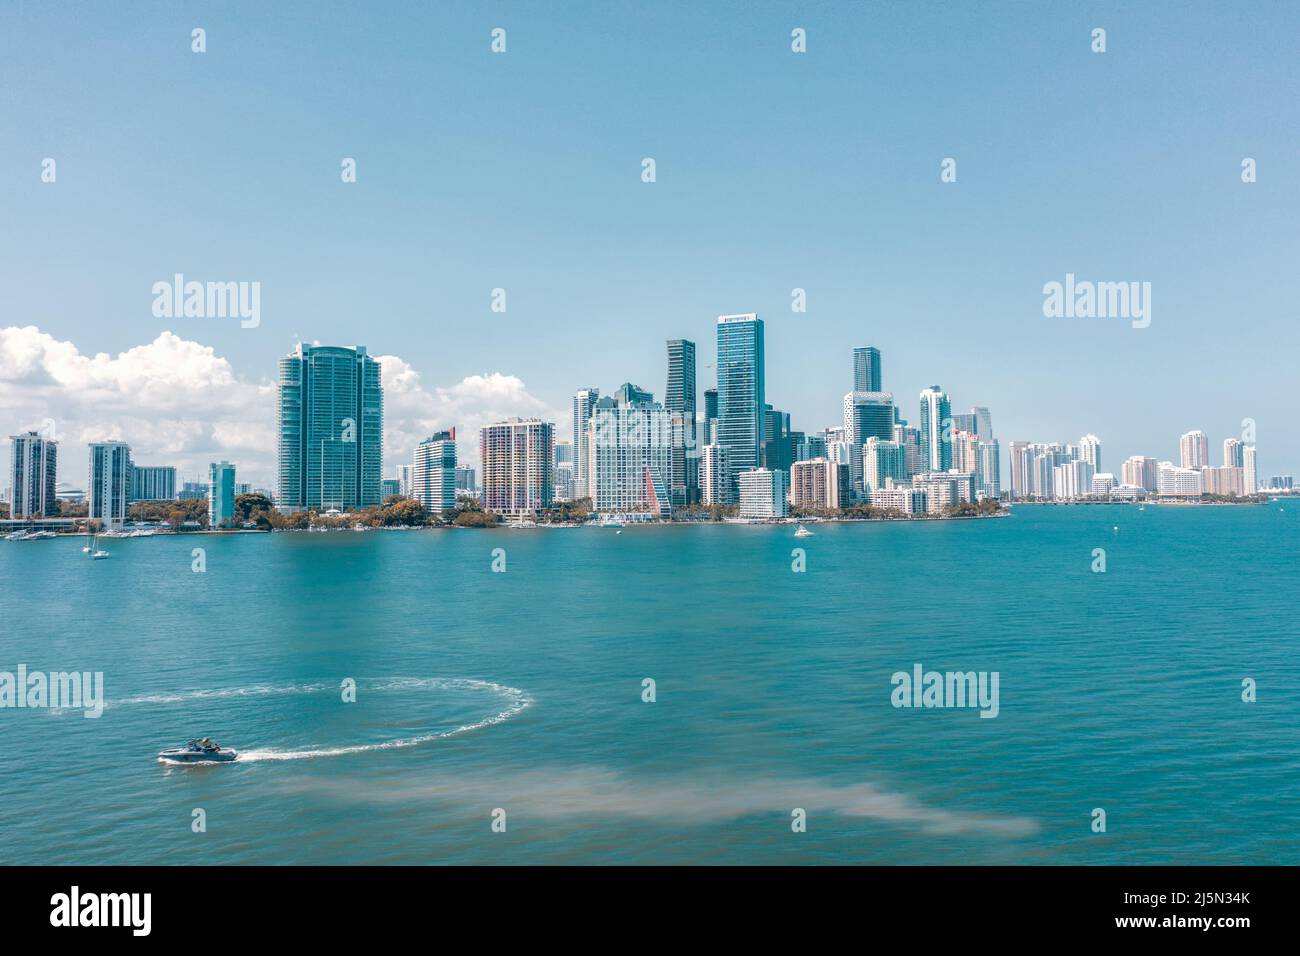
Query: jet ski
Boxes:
[{"xmin": 158, "ymin": 738, "xmax": 238, "ymax": 763}]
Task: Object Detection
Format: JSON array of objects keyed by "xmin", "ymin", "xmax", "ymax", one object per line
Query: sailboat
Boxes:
[{"xmin": 87, "ymin": 528, "xmax": 110, "ymax": 560}]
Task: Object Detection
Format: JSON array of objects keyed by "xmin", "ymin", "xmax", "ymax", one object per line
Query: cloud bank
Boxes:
[{"xmin": 0, "ymin": 326, "xmax": 564, "ymax": 490}]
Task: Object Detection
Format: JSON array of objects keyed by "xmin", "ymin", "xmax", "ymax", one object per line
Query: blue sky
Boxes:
[{"xmin": 2, "ymin": 1, "xmax": 1298, "ymax": 485}]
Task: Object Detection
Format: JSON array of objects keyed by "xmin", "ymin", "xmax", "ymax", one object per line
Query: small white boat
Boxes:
[
  {"xmin": 91, "ymin": 549, "xmax": 111, "ymax": 560},
  {"xmin": 794, "ymin": 524, "xmax": 814, "ymax": 537}
]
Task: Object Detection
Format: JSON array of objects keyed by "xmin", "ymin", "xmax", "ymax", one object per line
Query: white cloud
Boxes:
[{"xmin": 0, "ymin": 326, "xmax": 562, "ymax": 492}]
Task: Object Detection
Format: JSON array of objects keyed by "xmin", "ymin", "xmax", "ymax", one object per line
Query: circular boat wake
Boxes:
[{"xmin": 109, "ymin": 678, "xmax": 532, "ymax": 764}]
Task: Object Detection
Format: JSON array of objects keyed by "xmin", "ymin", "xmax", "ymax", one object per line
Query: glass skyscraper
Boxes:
[
  {"xmin": 666, "ymin": 339, "xmax": 698, "ymax": 506},
  {"xmin": 852, "ymin": 346, "xmax": 881, "ymax": 392},
  {"xmin": 277, "ymin": 344, "xmax": 383, "ymax": 512},
  {"xmin": 716, "ymin": 313, "xmax": 765, "ymax": 489},
  {"xmin": 918, "ymin": 385, "xmax": 952, "ymax": 472},
  {"xmin": 88, "ymin": 441, "xmax": 132, "ymax": 529}
]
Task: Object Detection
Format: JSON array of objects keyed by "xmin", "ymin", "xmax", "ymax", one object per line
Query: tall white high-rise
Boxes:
[
  {"xmin": 918, "ymin": 386, "xmax": 952, "ymax": 472},
  {"xmin": 588, "ymin": 396, "xmax": 672, "ymax": 518},
  {"xmin": 413, "ymin": 430, "xmax": 458, "ymax": 516},
  {"xmin": 1180, "ymin": 430, "xmax": 1209, "ymax": 469},
  {"xmin": 862, "ymin": 437, "xmax": 906, "ymax": 495},
  {"xmin": 571, "ymin": 388, "xmax": 600, "ymax": 500},
  {"xmin": 1243, "ymin": 445, "xmax": 1258, "ymax": 494},
  {"xmin": 9, "ymin": 431, "xmax": 58, "ymax": 519},
  {"xmin": 1078, "ymin": 434, "xmax": 1102, "ymax": 473},
  {"xmin": 88, "ymin": 441, "xmax": 133, "ymax": 529}
]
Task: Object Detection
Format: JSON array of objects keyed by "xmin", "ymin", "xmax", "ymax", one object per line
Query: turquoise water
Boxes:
[{"xmin": 1, "ymin": 504, "xmax": 1296, "ymax": 864}]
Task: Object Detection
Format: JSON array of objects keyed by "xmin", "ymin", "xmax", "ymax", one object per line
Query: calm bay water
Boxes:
[{"xmin": 1, "ymin": 503, "xmax": 1297, "ymax": 865}]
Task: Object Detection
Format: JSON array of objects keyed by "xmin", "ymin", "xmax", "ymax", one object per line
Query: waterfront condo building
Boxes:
[
  {"xmin": 8, "ymin": 431, "xmax": 58, "ymax": 519},
  {"xmin": 738, "ymin": 467, "xmax": 788, "ymax": 519},
  {"xmin": 587, "ymin": 394, "xmax": 672, "ymax": 519},
  {"xmin": 209, "ymin": 461, "xmax": 236, "ymax": 527},
  {"xmin": 700, "ymin": 443, "xmax": 732, "ymax": 506},
  {"xmin": 790, "ymin": 457, "xmax": 847, "ymax": 511},
  {"xmin": 480, "ymin": 418, "xmax": 554, "ymax": 517},
  {"xmin": 413, "ymin": 429, "xmax": 458, "ymax": 516},
  {"xmin": 277, "ymin": 344, "xmax": 383, "ymax": 512},
  {"xmin": 131, "ymin": 465, "xmax": 177, "ymax": 502},
  {"xmin": 88, "ymin": 441, "xmax": 132, "ymax": 529}
]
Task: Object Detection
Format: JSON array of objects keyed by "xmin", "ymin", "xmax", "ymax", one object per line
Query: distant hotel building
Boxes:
[
  {"xmin": 88, "ymin": 441, "xmax": 132, "ymax": 529},
  {"xmin": 413, "ymin": 429, "xmax": 458, "ymax": 516},
  {"xmin": 277, "ymin": 344, "xmax": 383, "ymax": 512},
  {"xmin": 1243, "ymin": 445, "xmax": 1257, "ymax": 494},
  {"xmin": 9, "ymin": 431, "xmax": 58, "ymax": 519},
  {"xmin": 1122, "ymin": 455, "xmax": 1159, "ymax": 492},
  {"xmin": 480, "ymin": 419, "xmax": 554, "ymax": 518},
  {"xmin": 716, "ymin": 314, "xmax": 765, "ymax": 492},
  {"xmin": 131, "ymin": 465, "xmax": 176, "ymax": 502},
  {"xmin": 209, "ymin": 461, "xmax": 236, "ymax": 527},
  {"xmin": 738, "ymin": 467, "xmax": 787, "ymax": 519},
  {"xmin": 455, "ymin": 465, "xmax": 477, "ymax": 496},
  {"xmin": 872, "ymin": 485, "xmax": 927, "ymax": 515},
  {"xmin": 1159, "ymin": 462, "xmax": 1204, "ymax": 497}
]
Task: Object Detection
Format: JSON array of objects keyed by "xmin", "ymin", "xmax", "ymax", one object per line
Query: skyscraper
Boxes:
[
  {"xmin": 480, "ymin": 419, "xmax": 554, "ymax": 518},
  {"xmin": 1122, "ymin": 455, "xmax": 1159, "ymax": 492},
  {"xmin": 972, "ymin": 406, "xmax": 994, "ymax": 440},
  {"xmin": 413, "ymin": 429, "xmax": 458, "ymax": 516},
  {"xmin": 9, "ymin": 431, "xmax": 58, "ymax": 519},
  {"xmin": 665, "ymin": 340, "xmax": 697, "ymax": 417},
  {"xmin": 1078, "ymin": 434, "xmax": 1102, "ymax": 474},
  {"xmin": 852, "ymin": 346, "xmax": 881, "ymax": 392},
  {"xmin": 918, "ymin": 386, "xmax": 952, "ymax": 472},
  {"xmin": 1223, "ymin": 438, "xmax": 1244, "ymax": 468},
  {"xmin": 88, "ymin": 441, "xmax": 132, "ymax": 529},
  {"xmin": 277, "ymin": 344, "xmax": 383, "ymax": 512},
  {"xmin": 700, "ymin": 443, "xmax": 731, "ymax": 506},
  {"xmin": 208, "ymin": 461, "xmax": 236, "ymax": 527},
  {"xmin": 1179, "ymin": 430, "xmax": 1209, "ymax": 470},
  {"xmin": 1243, "ymin": 445, "xmax": 1258, "ymax": 494},
  {"xmin": 572, "ymin": 387, "xmax": 600, "ymax": 500},
  {"xmin": 862, "ymin": 437, "xmax": 906, "ymax": 495},
  {"xmin": 666, "ymin": 340, "xmax": 699, "ymax": 507},
  {"xmin": 977, "ymin": 439, "xmax": 1001, "ymax": 498},
  {"xmin": 716, "ymin": 313, "xmax": 765, "ymax": 491}
]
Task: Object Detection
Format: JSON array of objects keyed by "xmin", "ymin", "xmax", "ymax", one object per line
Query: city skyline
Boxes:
[{"xmin": 2, "ymin": 4, "xmax": 1297, "ymax": 489}]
